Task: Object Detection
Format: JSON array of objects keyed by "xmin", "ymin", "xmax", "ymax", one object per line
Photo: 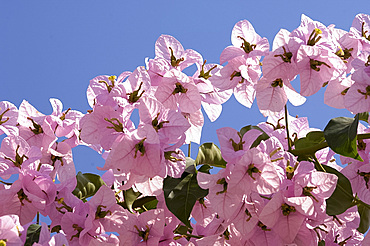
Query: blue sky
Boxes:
[{"xmin": 0, "ymin": 1, "xmax": 367, "ymax": 173}]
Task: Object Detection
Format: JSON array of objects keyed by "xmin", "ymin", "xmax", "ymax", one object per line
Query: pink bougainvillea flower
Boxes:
[
  {"xmin": 138, "ymin": 96, "xmax": 190, "ymax": 145},
  {"xmin": 100, "ymin": 125, "xmax": 164, "ymax": 178},
  {"xmin": 211, "ymin": 56, "xmax": 260, "ymax": 91},
  {"xmin": 220, "ymin": 19, "xmax": 269, "ymax": 64},
  {"xmin": 20, "ymin": 170, "xmax": 57, "ymax": 214},
  {"xmin": 0, "ymin": 170, "xmax": 56, "ymax": 224},
  {"xmin": 350, "ymin": 13, "xmax": 370, "ymax": 50},
  {"xmin": 341, "ymin": 161, "xmax": 370, "ymax": 204},
  {"xmin": 162, "ymin": 145, "xmax": 186, "ymax": 178},
  {"xmin": 296, "ymin": 45, "xmax": 346, "ymax": 97},
  {"xmin": 155, "ymin": 69, "xmax": 201, "ymax": 114},
  {"xmin": 259, "ymin": 191, "xmax": 307, "ymax": 244},
  {"xmin": 0, "ymin": 101, "xmax": 18, "ymax": 136},
  {"xmin": 261, "ymin": 48, "xmax": 298, "ymax": 83},
  {"xmin": 80, "ymin": 185, "xmax": 128, "ymax": 244},
  {"xmin": 87, "ymin": 74, "xmax": 128, "ymax": 108},
  {"xmin": 47, "ymin": 98, "xmax": 84, "ymax": 142},
  {"xmin": 60, "ymin": 210, "xmax": 89, "ymax": 246},
  {"xmin": 80, "ymin": 104, "xmax": 133, "ymax": 150},
  {"xmin": 210, "ymin": 56, "xmax": 261, "ymax": 108},
  {"xmin": 290, "ymin": 14, "xmax": 336, "ymax": 52},
  {"xmin": 195, "ymin": 224, "xmax": 242, "ymax": 246},
  {"xmin": 191, "ymin": 198, "xmax": 216, "ymax": 228},
  {"xmin": 291, "ymin": 170, "xmax": 338, "ymax": 219},
  {"xmin": 118, "ymin": 209, "xmax": 165, "ymax": 246},
  {"xmin": 0, "ymin": 215, "xmax": 24, "ymax": 246},
  {"xmin": 228, "ymin": 148, "xmax": 282, "ymax": 196},
  {"xmin": 344, "ymin": 69, "xmax": 370, "ymax": 113},
  {"xmin": 193, "ymin": 61, "xmax": 232, "ymax": 122},
  {"xmin": 155, "ymin": 34, "xmax": 203, "ymax": 71},
  {"xmin": 328, "ymin": 25, "xmax": 361, "ymax": 73},
  {"xmin": 0, "ymin": 135, "xmax": 42, "ymax": 179},
  {"xmin": 324, "ymin": 75, "xmax": 354, "ymax": 109},
  {"xmin": 182, "ymin": 109, "xmax": 204, "ymax": 144},
  {"xmin": 16, "ymin": 101, "xmax": 58, "ymax": 152},
  {"xmin": 146, "ymin": 57, "xmax": 171, "ymax": 86},
  {"xmin": 228, "ymin": 193, "xmax": 264, "ymax": 237},
  {"xmin": 216, "ymin": 126, "xmax": 263, "ymax": 163},
  {"xmin": 121, "ymin": 66, "xmax": 154, "ymax": 107},
  {"xmin": 42, "ymin": 141, "xmax": 76, "ymax": 186},
  {"xmin": 256, "ymin": 76, "xmax": 306, "ymax": 117},
  {"xmin": 197, "ymin": 169, "xmax": 243, "ymax": 220}
]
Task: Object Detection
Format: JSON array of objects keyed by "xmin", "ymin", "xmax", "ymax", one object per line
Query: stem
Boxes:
[
  {"xmin": 358, "ymin": 133, "xmax": 370, "ymax": 140},
  {"xmin": 284, "ymin": 105, "xmax": 292, "ymax": 151},
  {"xmin": 312, "ymin": 155, "xmax": 326, "ymax": 174},
  {"xmin": 37, "ymin": 212, "xmax": 40, "ymax": 225},
  {"xmin": 182, "ymin": 233, "xmax": 203, "ymax": 239},
  {"xmin": 354, "ymin": 197, "xmax": 370, "ymax": 210},
  {"xmin": 259, "ymin": 195, "xmax": 272, "ymax": 200},
  {"xmin": 0, "ymin": 180, "xmax": 13, "ymax": 185},
  {"xmin": 188, "ymin": 142, "xmax": 191, "ymax": 158}
]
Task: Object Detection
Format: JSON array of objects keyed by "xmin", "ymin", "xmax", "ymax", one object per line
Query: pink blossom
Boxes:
[
  {"xmin": 228, "ymin": 148, "xmax": 282, "ymax": 196},
  {"xmin": 324, "ymin": 75, "xmax": 354, "ymax": 109},
  {"xmin": 290, "ymin": 14, "xmax": 336, "ymax": 52},
  {"xmin": 341, "ymin": 161, "xmax": 370, "ymax": 204},
  {"xmin": 197, "ymin": 169, "xmax": 243, "ymax": 220},
  {"xmin": 220, "ymin": 19, "xmax": 269, "ymax": 64},
  {"xmin": 118, "ymin": 209, "xmax": 165, "ymax": 246},
  {"xmin": 121, "ymin": 66, "xmax": 154, "ymax": 106},
  {"xmin": 256, "ymin": 76, "xmax": 305, "ymax": 117},
  {"xmin": 259, "ymin": 191, "xmax": 307, "ymax": 244},
  {"xmin": 80, "ymin": 104, "xmax": 132, "ymax": 150},
  {"xmin": 0, "ymin": 101, "xmax": 18, "ymax": 136},
  {"xmin": 146, "ymin": 57, "xmax": 171, "ymax": 86},
  {"xmin": 47, "ymin": 98, "xmax": 84, "ymax": 143},
  {"xmin": 344, "ymin": 69, "xmax": 370, "ymax": 113},
  {"xmin": 87, "ymin": 74, "xmax": 128, "ymax": 108},
  {"xmin": 0, "ymin": 215, "xmax": 24, "ymax": 246},
  {"xmin": 350, "ymin": 13, "xmax": 370, "ymax": 50},
  {"xmin": 182, "ymin": 109, "xmax": 204, "ymax": 144},
  {"xmin": 193, "ymin": 62, "xmax": 232, "ymax": 122},
  {"xmin": 155, "ymin": 69, "xmax": 201, "ymax": 114},
  {"xmin": 138, "ymin": 96, "xmax": 190, "ymax": 145},
  {"xmin": 155, "ymin": 35, "xmax": 203, "ymax": 71},
  {"xmin": 0, "ymin": 135, "xmax": 42, "ymax": 179},
  {"xmin": 296, "ymin": 45, "xmax": 346, "ymax": 97},
  {"xmin": 101, "ymin": 126, "xmax": 164, "ymax": 178}
]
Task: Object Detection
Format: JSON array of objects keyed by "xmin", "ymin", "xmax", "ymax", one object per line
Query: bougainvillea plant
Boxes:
[{"xmin": 1, "ymin": 13, "xmax": 370, "ymax": 246}]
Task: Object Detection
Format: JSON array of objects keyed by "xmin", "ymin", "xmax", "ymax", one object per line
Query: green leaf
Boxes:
[
  {"xmin": 25, "ymin": 224, "xmax": 42, "ymax": 246},
  {"xmin": 134, "ymin": 197, "xmax": 159, "ymax": 213},
  {"xmin": 72, "ymin": 172, "xmax": 106, "ymax": 200},
  {"xmin": 294, "ymin": 131, "xmax": 325, "ymax": 161},
  {"xmin": 358, "ymin": 112, "xmax": 369, "ymax": 123},
  {"xmin": 240, "ymin": 125, "xmax": 269, "ymax": 148},
  {"xmin": 184, "ymin": 157, "xmax": 196, "ymax": 175},
  {"xmin": 324, "ymin": 116, "xmax": 363, "ymax": 161},
  {"xmin": 123, "ymin": 188, "xmax": 141, "ymax": 212},
  {"xmin": 174, "ymin": 224, "xmax": 190, "ymax": 235},
  {"xmin": 194, "ymin": 143, "xmax": 226, "ymax": 168},
  {"xmin": 198, "ymin": 164, "xmax": 212, "ymax": 174},
  {"xmin": 357, "ymin": 202, "xmax": 370, "ymax": 233},
  {"xmin": 314, "ymin": 163, "xmax": 354, "ymax": 215},
  {"xmin": 163, "ymin": 173, "xmax": 208, "ymax": 228}
]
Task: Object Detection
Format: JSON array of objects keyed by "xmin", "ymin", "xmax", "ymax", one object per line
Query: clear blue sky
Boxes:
[{"xmin": 0, "ymin": 1, "xmax": 367, "ymax": 173}]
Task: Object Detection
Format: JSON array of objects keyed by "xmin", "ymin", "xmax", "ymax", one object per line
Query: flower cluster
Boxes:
[{"xmin": 1, "ymin": 13, "xmax": 370, "ymax": 246}]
